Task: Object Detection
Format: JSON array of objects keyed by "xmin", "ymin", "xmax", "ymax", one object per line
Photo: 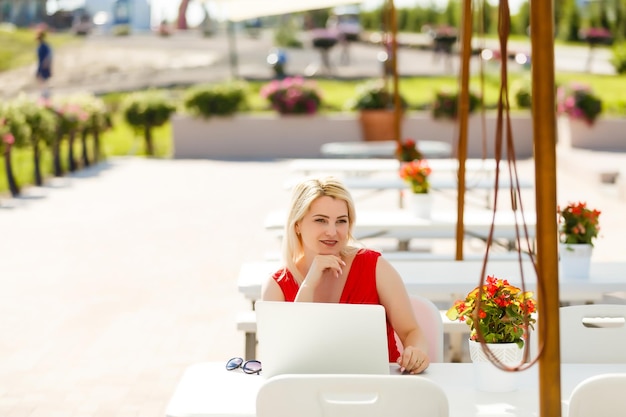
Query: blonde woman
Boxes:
[{"xmin": 261, "ymin": 176, "xmax": 430, "ymax": 374}]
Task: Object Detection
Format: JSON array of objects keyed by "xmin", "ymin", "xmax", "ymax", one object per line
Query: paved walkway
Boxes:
[{"xmin": 1, "ymin": 149, "xmax": 625, "ymax": 417}]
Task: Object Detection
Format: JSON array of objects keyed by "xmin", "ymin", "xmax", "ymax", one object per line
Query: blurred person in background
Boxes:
[{"xmin": 35, "ymin": 30, "xmax": 53, "ymax": 98}]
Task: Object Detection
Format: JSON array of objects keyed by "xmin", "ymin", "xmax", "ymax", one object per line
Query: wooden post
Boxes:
[
  {"xmin": 455, "ymin": 0, "xmax": 472, "ymax": 261},
  {"xmin": 530, "ymin": 0, "xmax": 562, "ymax": 415},
  {"xmin": 388, "ymin": 0, "xmax": 401, "ymax": 144}
]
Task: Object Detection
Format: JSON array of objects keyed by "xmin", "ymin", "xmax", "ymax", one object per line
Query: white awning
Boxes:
[{"xmin": 215, "ymin": 0, "xmax": 364, "ymax": 22}]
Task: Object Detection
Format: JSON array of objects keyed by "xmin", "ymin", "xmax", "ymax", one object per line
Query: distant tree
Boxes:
[
  {"xmin": 559, "ymin": 0, "xmax": 581, "ymax": 42},
  {"xmin": 474, "ymin": 0, "xmax": 495, "ymax": 35},
  {"xmin": 360, "ymin": 9, "xmax": 383, "ymax": 31},
  {"xmin": 397, "ymin": 8, "xmax": 409, "ymax": 32},
  {"xmin": 443, "ymin": 0, "xmax": 460, "ymax": 29},
  {"xmin": 404, "ymin": 7, "xmax": 428, "ymax": 33},
  {"xmin": 512, "ymin": 1, "xmax": 530, "ymax": 36}
]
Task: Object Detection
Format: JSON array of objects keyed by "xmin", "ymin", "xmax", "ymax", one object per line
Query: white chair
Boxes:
[
  {"xmin": 568, "ymin": 373, "xmax": 626, "ymax": 417},
  {"xmin": 560, "ymin": 304, "xmax": 626, "ymax": 363},
  {"xmin": 394, "ymin": 295, "xmax": 445, "ymax": 363},
  {"xmin": 256, "ymin": 374, "xmax": 449, "ymax": 417}
]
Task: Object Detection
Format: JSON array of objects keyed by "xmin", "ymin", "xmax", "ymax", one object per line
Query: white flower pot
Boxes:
[
  {"xmin": 407, "ymin": 192, "xmax": 432, "ymax": 219},
  {"xmin": 468, "ymin": 340, "xmax": 524, "ymax": 392},
  {"xmin": 559, "ymin": 243, "xmax": 593, "ymax": 280}
]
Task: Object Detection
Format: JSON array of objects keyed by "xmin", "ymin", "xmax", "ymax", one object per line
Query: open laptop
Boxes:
[{"xmin": 255, "ymin": 301, "xmax": 390, "ymax": 378}]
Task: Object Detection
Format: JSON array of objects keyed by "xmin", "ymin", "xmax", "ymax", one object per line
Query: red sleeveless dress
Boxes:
[{"xmin": 271, "ymin": 248, "xmax": 400, "ymax": 362}]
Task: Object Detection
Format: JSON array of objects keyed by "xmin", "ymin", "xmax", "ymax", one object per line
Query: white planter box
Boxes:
[
  {"xmin": 172, "ymin": 114, "xmax": 361, "ymax": 159},
  {"xmin": 558, "ymin": 117, "xmax": 626, "ymax": 151},
  {"xmin": 173, "ymin": 112, "xmax": 534, "ymax": 159}
]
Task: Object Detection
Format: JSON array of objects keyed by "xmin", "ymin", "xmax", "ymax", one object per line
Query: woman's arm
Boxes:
[{"xmin": 375, "ymin": 256, "xmax": 430, "ymax": 373}]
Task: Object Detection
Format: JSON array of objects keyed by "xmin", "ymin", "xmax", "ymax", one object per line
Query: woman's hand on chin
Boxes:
[{"xmin": 305, "ymin": 254, "xmax": 346, "ymax": 285}]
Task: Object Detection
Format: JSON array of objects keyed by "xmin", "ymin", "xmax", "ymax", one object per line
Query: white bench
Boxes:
[
  {"xmin": 236, "ymin": 309, "xmax": 469, "ymax": 362},
  {"xmin": 288, "ymin": 158, "xmax": 500, "ymax": 176}
]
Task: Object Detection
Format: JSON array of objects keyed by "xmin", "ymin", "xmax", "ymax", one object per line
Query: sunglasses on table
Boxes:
[{"xmin": 226, "ymin": 357, "xmax": 262, "ymax": 375}]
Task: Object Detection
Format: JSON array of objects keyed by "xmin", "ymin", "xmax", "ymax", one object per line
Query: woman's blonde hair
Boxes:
[{"xmin": 282, "ymin": 176, "xmax": 357, "ymax": 281}]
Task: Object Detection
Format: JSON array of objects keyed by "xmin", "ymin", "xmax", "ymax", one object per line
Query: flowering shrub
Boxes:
[
  {"xmin": 260, "ymin": 77, "xmax": 322, "ymax": 115},
  {"xmin": 579, "ymin": 27, "xmax": 613, "ymax": 45},
  {"xmin": 431, "ymin": 88, "xmax": 481, "ymax": 120},
  {"xmin": 399, "ymin": 159, "xmax": 431, "ymax": 194},
  {"xmin": 446, "ymin": 276, "xmax": 537, "ymax": 348},
  {"xmin": 556, "ymin": 83, "xmax": 603, "ymax": 125},
  {"xmin": 558, "ymin": 201, "xmax": 601, "ymax": 246},
  {"xmin": 395, "ymin": 138, "xmax": 423, "ymax": 162}
]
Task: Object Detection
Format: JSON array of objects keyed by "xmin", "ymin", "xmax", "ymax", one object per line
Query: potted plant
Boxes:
[
  {"xmin": 348, "ymin": 79, "xmax": 407, "ymax": 142},
  {"xmin": 431, "ymin": 88, "xmax": 481, "ymax": 120},
  {"xmin": 399, "ymin": 159, "xmax": 432, "ymax": 218},
  {"xmin": 556, "ymin": 82, "xmax": 603, "ymax": 126},
  {"xmin": 446, "ymin": 275, "xmax": 537, "ymax": 392},
  {"xmin": 395, "ymin": 138, "xmax": 423, "ymax": 162},
  {"xmin": 260, "ymin": 77, "xmax": 322, "ymax": 115},
  {"xmin": 558, "ymin": 201, "xmax": 601, "ymax": 279}
]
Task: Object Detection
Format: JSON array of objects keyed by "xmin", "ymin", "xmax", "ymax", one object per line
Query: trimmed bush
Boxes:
[
  {"xmin": 183, "ymin": 82, "xmax": 247, "ymax": 118},
  {"xmin": 121, "ymin": 90, "xmax": 177, "ymax": 156}
]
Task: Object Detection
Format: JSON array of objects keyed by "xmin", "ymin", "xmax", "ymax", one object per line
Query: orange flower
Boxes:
[
  {"xmin": 558, "ymin": 201, "xmax": 601, "ymax": 246},
  {"xmin": 446, "ymin": 275, "xmax": 537, "ymax": 347},
  {"xmin": 399, "ymin": 159, "xmax": 432, "ymax": 194}
]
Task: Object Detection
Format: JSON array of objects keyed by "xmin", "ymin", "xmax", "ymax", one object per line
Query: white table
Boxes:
[
  {"xmin": 339, "ymin": 176, "xmax": 533, "ymax": 192},
  {"xmin": 165, "ymin": 362, "xmax": 626, "ymax": 417},
  {"xmin": 264, "ymin": 208, "xmax": 537, "ymax": 250},
  {"xmin": 320, "ymin": 140, "xmax": 453, "ymax": 159},
  {"xmin": 237, "ymin": 259, "xmax": 626, "ymax": 305},
  {"xmin": 340, "ymin": 176, "xmax": 533, "ymax": 208}
]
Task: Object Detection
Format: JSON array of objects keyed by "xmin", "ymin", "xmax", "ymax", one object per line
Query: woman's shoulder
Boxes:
[
  {"xmin": 355, "ymin": 248, "xmax": 382, "ymax": 259},
  {"xmin": 271, "ymin": 267, "xmax": 290, "ymax": 280}
]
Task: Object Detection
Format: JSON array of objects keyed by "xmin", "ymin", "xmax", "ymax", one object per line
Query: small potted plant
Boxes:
[
  {"xmin": 260, "ymin": 77, "xmax": 322, "ymax": 115},
  {"xmin": 399, "ymin": 159, "xmax": 432, "ymax": 218},
  {"xmin": 446, "ymin": 275, "xmax": 537, "ymax": 392},
  {"xmin": 557, "ymin": 201, "xmax": 601, "ymax": 279},
  {"xmin": 395, "ymin": 138, "xmax": 423, "ymax": 162},
  {"xmin": 347, "ymin": 79, "xmax": 407, "ymax": 142},
  {"xmin": 431, "ymin": 88, "xmax": 481, "ymax": 120},
  {"xmin": 556, "ymin": 82, "xmax": 603, "ymax": 126}
]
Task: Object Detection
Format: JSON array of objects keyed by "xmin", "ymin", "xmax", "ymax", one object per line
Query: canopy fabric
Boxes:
[{"xmin": 215, "ymin": 0, "xmax": 363, "ymax": 22}]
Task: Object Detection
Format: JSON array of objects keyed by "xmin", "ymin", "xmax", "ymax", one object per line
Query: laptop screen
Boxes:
[{"xmin": 255, "ymin": 301, "xmax": 390, "ymax": 379}]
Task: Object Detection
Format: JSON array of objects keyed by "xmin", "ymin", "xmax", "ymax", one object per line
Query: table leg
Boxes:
[
  {"xmin": 449, "ymin": 333, "xmax": 464, "ymax": 362},
  {"xmin": 245, "ymin": 333, "xmax": 257, "ymax": 360}
]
